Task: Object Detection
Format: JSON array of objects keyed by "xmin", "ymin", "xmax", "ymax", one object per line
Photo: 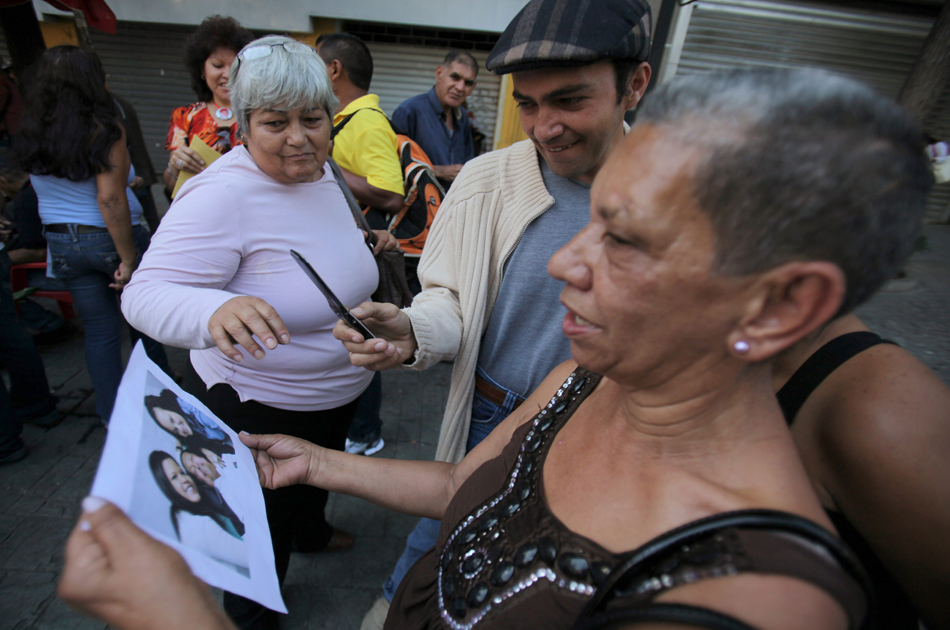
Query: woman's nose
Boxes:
[
  {"xmin": 285, "ymin": 122, "xmax": 306, "ymax": 145},
  {"xmin": 549, "ymin": 227, "xmax": 593, "ymax": 290}
]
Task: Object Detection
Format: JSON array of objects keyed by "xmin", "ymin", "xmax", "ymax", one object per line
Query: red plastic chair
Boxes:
[{"xmin": 10, "ymin": 262, "xmax": 75, "ymax": 319}]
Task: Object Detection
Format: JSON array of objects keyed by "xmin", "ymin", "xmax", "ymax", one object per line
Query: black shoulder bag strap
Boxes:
[
  {"xmin": 326, "ymin": 156, "xmax": 414, "ymax": 308},
  {"xmin": 325, "ymin": 155, "xmax": 376, "ymax": 250},
  {"xmin": 574, "ymin": 509, "xmax": 874, "ymax": 630},
  {"xmin": 330, "ymin": 107, "xmax": 404, "ymax": 141}
]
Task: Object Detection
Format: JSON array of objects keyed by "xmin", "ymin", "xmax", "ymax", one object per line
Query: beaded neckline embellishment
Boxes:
[{"xmin": 437, "ymin": 371, "xmax": 609, "ymax": 630}]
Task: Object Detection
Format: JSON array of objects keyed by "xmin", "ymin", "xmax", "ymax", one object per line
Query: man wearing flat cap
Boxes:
[{"xmin": 336, "ymin": 1, "xmax": 653, "ymax": 626}]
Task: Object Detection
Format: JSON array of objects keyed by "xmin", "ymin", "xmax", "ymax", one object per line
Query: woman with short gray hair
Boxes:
[
  {"xmin": 122, "ymin": 35, "xmax": 397, "ymax": 629},
  {"xmin": 229, "ymin": 35, "xmax": 339, "ymax": 141}
]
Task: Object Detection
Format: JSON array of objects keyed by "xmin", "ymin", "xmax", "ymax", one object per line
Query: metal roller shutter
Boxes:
[
  {"xmin": 367, "ymin": 42, "xmax": 501, "ymax": 150},
  {"xmin": 666, "ymin": 0, "xmax": 949, "ymax": 223},
  {"xmin": 0, "ymin": 21, "xmax": 191, "ymax": 174},
  {"xmin": 89, "ymin": 22, "xmax": 198, "ymax": 176},
  {"xmin": 924, "ymin": 83, "xmax": 950, "ymax": 223}
]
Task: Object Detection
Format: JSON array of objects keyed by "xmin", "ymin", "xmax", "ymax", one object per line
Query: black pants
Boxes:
[
  {"xmin": 182, "ymin": 362, "xmax": 357, "ymax": 630},
  {"xmin": 0, "ymin": 248, "xmax": 57, "ymax": 455}
]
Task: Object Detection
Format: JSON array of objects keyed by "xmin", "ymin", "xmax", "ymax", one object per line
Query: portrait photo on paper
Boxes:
[
  {"xmin": 131, "ymin": 372, "xmax": 250, "ymax": 575},
  {"xmin": 89, "ymin": 342, "xmax": 286, "ymax": 613}
]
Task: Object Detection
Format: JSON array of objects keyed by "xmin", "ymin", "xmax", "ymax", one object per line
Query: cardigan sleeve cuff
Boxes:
[{"xmin": 401, "ymin": 297, "xmax": 463, "ymax": 371}]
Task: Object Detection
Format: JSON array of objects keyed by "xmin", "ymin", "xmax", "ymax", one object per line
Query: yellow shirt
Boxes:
[{"xmin": 331, "ymin": 94, "xmax": 404, "ymax": 197}]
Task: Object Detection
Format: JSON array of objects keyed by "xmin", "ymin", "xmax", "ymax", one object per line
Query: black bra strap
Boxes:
[
  {"xmin": 777, "ymin": 331, "xmax": 896, "ymax": 424},
  {"xmin": 575, "ymin": 603, "xmax": 759, "ymax": 630}
]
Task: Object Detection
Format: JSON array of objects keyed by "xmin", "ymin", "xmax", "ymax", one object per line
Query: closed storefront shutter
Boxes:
[
  {"xmin": 0, "ymin": 27, "xmax": 503, "ymax": 168},
  {"xmin": 0, "ymin": 21, "xmax": 193, "ymax": 178},
  {"xmin": 367, "ymin": 42, "xmax": 501, "ymax": 150},
  {"xmin": 924, "ymin": 85, "xmax": 950, "ymax": 223},
  {"xmin": 665, "ymin": 0, "xmax": 949, "ymax": 223},
  {"xmin": 89, "ymin": 22, "xmax": 198, "ymax": 177}
]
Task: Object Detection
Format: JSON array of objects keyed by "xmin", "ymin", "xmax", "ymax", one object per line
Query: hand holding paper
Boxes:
[
  {"xmin": 240, "ymin": 432, "xmax": 318, "ymax": 489},
  {"xmin": 86, "ymin": 343, "xmax": 285, "ymax": 614},
  {"xmin": 60, "ymin": 497, "xmax": 237, "ymax": 630},
  {"xmin": 172, "ymin": 136, "xmax": 222, "ymax": 198}
]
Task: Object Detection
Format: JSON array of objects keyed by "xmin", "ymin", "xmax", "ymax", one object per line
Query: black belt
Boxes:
[{"xmin": 45, "ymin": 223, "xmax": 110, "ymax": 234}]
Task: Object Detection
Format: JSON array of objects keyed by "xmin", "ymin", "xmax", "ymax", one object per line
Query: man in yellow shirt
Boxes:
[
  {"xmin": 315, "ymin": 33, "xmax": 404, "ymax": 460},
  {"xmin": 316, "ymin": 33, "xmax": 404, "ymax": 214}
]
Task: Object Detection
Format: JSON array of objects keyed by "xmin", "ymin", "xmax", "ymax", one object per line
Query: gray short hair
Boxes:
[
  {"xmin": 229, "ymin": 35, "xmax": 339, "ymax": 137},
  {"xmin": 637, "ymin": 68, "xmax": 933, "ymax": 315}
]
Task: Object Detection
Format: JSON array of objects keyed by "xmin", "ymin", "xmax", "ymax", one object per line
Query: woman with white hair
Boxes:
[{"xmin": 121, "ymin": 35, "xmax": 397, "ymax": 630}]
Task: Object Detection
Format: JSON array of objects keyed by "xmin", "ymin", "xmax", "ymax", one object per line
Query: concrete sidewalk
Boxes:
[
  {"xmin": 1, "ymin": 224, "xmax": 948, "ymax": 630},
  {"xmin": 0, "ymin": 334, "xmax": 450, "ymax": 630}
]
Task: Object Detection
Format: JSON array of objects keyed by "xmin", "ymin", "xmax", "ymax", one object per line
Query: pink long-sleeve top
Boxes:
[{"xmin": 122, "ymin": 146, "xmax": 377, "ymax": 411}]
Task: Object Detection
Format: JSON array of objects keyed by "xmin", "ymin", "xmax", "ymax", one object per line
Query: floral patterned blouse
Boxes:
[{"xmin": 165, "ymin": 102, "xmax": 241, "ymax": 154}]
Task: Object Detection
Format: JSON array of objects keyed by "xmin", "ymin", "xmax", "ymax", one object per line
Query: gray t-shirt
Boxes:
[{"xmin": 477, "ymin": 158, "xmax": 591, "ymax": 397}]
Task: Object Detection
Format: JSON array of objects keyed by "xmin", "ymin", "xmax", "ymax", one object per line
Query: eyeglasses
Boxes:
[{"xmin": 232, "ymin": 41, "xmax": 317, "ymax": 74}]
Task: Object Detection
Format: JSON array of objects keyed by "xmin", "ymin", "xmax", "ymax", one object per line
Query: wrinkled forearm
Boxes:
[{"xmin": 314, "ymin": 447, "xmax": 456, "ymax": 519}]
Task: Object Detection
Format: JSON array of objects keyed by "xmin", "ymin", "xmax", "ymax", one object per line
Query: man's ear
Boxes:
[
  {"xmin": 325, "ymin": 58, "xmax": 343, "ymax": 82},
  {"xmin": 623, "ymin": 62, "xmax": 652, "ymax": 110},
  {"xmin": 435, "ymin": 64, "xmax": 445, "ymax": 82},
  {"xmin": 729, "ymin": 261, "xmax": 846, "ymax": 362}
]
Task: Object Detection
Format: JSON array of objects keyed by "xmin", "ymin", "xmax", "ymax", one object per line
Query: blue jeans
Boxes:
[
  {"xmin": 0, "ymin": 248, "xmax": 57, "ymax": 455},
  {"xmin": 348, "ymin": 371, "xmax": 382, "ymax": 443},
  {"xmin": 382, "ymin": 371, "xmax": 525, "ymax": 602},
  {"xmin": 45, "ymin": 224, "xmax": 169, "ymax": 422}
]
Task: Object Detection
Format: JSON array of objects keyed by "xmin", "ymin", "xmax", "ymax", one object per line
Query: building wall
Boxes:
[
  {"xmin": 39, "ymin": 0, "xmax": 530, "ymax": 33},
  {"xmin": 39, "ymin": 0, "xmax": 665, "ymax": 36}
]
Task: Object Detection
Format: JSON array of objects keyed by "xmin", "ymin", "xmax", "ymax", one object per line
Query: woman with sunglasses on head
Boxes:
[
  {"xmin": 163, "ymin": 15, "xmax": 253, "ymax": 194},
  {"xmin": 122, "ymin": 35, "xmax": 398, "ymax": 630}
]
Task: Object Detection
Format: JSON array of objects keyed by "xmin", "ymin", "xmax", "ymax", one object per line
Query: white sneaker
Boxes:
[
  {"xmin": 364, "ymin": 438, "xmax": 385, "ymax": 456},
  {"xmin": 345, "ymin": 438, "xmax": 385, "ymax": 456},
  {"xmin": 360, "ymin": 597, "xmax": 390, "ymax": 630}
]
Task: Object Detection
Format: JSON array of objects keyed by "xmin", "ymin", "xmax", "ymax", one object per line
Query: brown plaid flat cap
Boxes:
[{"xmin": 486, "ymin": 0, "xmax": 652, "ymax": 74}]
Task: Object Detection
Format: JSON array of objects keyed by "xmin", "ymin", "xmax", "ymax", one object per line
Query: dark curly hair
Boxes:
[
  {"xmin": 184, "ymin": 15, "xmax": 253, "ymax": 102},
  {"xmin": 15, "ymin": 46, "xmax": 121, "ymax": 181}
]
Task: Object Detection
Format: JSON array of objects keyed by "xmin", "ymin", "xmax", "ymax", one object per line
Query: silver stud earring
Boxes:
[{"xmin": 733, "ymin": 340, "xmax": 750, "ymax": 354}]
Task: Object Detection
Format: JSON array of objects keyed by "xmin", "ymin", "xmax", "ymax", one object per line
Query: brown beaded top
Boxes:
[{"xmin": 387, "ymin": 369, "xmax": 868, "ymax": 630}]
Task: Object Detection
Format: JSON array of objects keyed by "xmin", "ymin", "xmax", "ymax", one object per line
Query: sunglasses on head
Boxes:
[{"xmin": 233, "ymin": 41, "xmax": 317, "ymax": 74}]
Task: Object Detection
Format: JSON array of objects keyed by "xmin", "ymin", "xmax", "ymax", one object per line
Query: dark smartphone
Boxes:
[{"xmin": 290, "ymin": 249, "xmax": 376, "ymax": 339}]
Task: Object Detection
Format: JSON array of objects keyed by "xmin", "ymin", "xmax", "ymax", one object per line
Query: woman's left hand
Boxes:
[
  {"xmin": 370, "ymin": 230, "xmax": 401, "ymax": 255},
  {"xmin": 240, "ymin": 432, "xmax": 322, "ymax": 490}
]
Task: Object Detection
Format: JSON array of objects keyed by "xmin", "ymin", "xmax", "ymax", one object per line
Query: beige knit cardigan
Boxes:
[{"xmin": 403, "ymin": 138, "xmax": 554, "ymax": 464}]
